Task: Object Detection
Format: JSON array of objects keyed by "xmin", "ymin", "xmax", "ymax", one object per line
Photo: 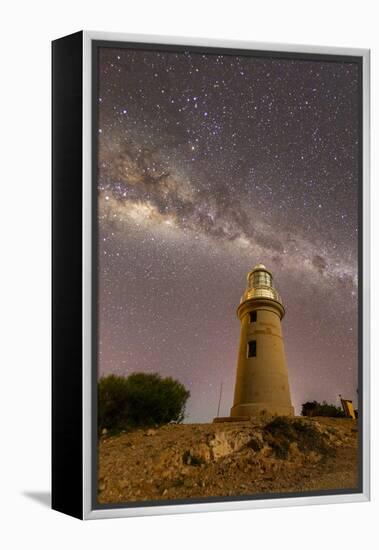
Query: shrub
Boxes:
[
  {"xmin": 98, "ymin": 374, "xmax": 130, "ymax": 432},
  {"xmin": 264, "ymin": 416, "xmax": 333, "ymax": 459},
  {"xmin": 264, "ymin": 416, "xmax": 295, "ymax": 458},
  {"xmin": 98, "ymin": 372, "xmax": 190, "ymax": 433},
  {"xmin": 301, "ymin": 400, "xmax": 345, "ymax": 418}
]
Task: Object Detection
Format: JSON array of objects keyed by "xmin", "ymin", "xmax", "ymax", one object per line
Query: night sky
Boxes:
[{"xmin": 96, "ymin": 45, "xmax": 359, "ymax": 422}]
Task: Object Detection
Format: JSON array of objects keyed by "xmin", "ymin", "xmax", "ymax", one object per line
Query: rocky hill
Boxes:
[{"xmin": 98, "ymin": 416, "xmax": 358, "ymax": 504}]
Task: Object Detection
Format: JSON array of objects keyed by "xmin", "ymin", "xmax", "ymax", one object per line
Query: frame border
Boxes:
[
  {"xmin": 82, "ymin": 31, "xmax": 370, "ymax": 520},
  {"xmin": 52, "ymin": 30, "xmax": 84, "ymax": 519}
]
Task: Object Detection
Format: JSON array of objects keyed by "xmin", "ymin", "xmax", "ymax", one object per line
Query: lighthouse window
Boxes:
[
  {"xmin": 252, "ymin": 272, "xmax": 271, "ymax": 287},
  {"xmin": 249, "ymin": 311, "xmax": 257, "ymax": 323},
  {"xmin": 247, "ymin": 340, "xmax": 257, "ymax": 358}
]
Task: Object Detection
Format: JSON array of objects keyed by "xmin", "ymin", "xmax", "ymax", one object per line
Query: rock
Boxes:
[
  {"xmin": 208, "ymin": 430, "xmax": 252, "ymax": 460},
  {"xmin": 191, "ymin": 444, "xmax": 211, "ymax": 464},
  {"xmin": 119, "ymin": 480, "xmax": 129, "ymax": 489}
]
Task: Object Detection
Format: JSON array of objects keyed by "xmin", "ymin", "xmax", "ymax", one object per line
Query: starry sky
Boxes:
[{"xmin": 96, "ymin": 45, "xmax": 360, "ymax": 422}]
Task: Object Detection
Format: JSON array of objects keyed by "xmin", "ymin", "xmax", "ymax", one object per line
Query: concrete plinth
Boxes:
[
  {"xmin": 230, "ymin": 403, "xmax": 294, "ymax": 418},
  {"xmin": 213, "ymin": 416, "xmax": 251, "ymax": 423}
]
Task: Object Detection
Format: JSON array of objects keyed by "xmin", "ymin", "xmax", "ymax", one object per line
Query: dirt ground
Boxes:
[{"xmin": 98, "ymin": 416, "xmax": 358, "ymax": 505}]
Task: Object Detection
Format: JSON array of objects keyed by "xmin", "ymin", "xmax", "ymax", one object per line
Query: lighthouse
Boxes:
[{"xmin": 230, "ymin": 264, "xmax": 294, "ymax": 418}]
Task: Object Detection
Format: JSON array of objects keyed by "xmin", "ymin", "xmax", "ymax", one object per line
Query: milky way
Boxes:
[{"xmin": 96, "ymin": 45, "xmax": 360, "ymax": 421}]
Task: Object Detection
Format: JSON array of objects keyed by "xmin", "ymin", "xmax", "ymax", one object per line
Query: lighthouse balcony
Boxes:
[{"xmin": 240, "ymin": 286, "xmax": 283, "ymax": 305}]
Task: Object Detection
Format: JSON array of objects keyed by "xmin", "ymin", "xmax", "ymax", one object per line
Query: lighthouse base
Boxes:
[{"xmin": 230, "ymin": 402, "xmax": 294, "ymax": 418}]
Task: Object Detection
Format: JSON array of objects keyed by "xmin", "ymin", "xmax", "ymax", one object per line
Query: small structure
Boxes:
[{"xmin": 340, "ymin": 396, "xmax": 356, "ymax": 419}]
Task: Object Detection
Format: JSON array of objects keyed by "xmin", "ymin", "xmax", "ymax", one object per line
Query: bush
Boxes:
[
  {"xmin": 98, "ymin": 372, "xmax": 190, "ymax": 433},
  {"xmin": 301, "ymin": 400, "xmax": 345, "ymax": 418},
  {"xmin": 98, "ymin": 374, "xmax": 130, "ymax": 432},
  {"xmin": 264, "ymin": 416, "xmax": 333, "ymax": 459}
]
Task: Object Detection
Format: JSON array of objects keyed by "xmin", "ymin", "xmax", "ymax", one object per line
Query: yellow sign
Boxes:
[{"xmin": 340, "ymin": 398, "xmax": 356, "ymax": 419}]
